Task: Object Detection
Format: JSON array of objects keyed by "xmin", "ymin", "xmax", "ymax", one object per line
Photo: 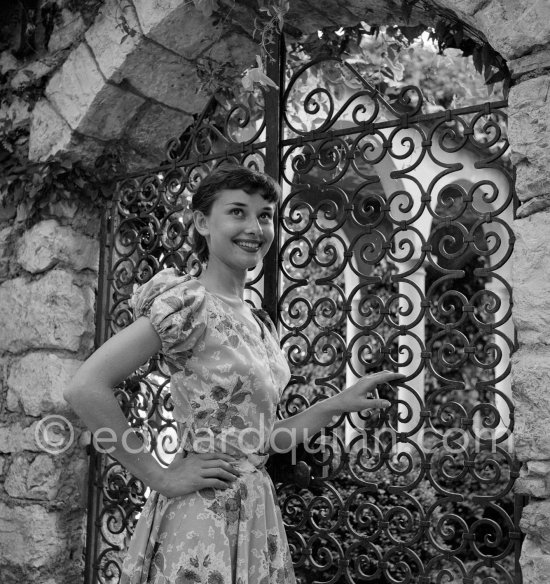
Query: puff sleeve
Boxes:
[{"xmin": 129, "ymin": 268, "xmax": 207, "ymax": 359}]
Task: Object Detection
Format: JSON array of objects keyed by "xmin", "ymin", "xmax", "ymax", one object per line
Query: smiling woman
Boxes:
[{"xmin": 63, "ymin": 164, "xmax": 402, "ymax": 584}]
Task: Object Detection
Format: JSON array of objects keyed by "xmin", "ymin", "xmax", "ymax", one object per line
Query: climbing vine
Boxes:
[{"xmin": 0, "ymin": 135, "xmax": 123, "ymax": 227}]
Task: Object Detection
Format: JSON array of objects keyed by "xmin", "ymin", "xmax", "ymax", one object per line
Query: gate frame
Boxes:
[{"xmin": 84, "ymin": 33, "xmax": 524, "ymax": 584}]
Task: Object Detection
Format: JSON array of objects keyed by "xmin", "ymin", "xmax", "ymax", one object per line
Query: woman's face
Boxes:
[{"xmin": 194, "ymin": 188, "xmax": 276, "ymax": 272}]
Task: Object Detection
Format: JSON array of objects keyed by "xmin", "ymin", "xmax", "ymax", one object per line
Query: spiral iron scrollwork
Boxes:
[{"xmin": 91, "ymin": 51, "xmax": 521, "ymax": 584}]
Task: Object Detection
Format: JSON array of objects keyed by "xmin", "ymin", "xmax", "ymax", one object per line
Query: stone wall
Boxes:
[
  {"xmin": 1, "ymin": 0, "xmax": 550, "ymax": 582},
  {"xmin": 0, "ymin": 203, "xmax": 100, "ymax": 582}
]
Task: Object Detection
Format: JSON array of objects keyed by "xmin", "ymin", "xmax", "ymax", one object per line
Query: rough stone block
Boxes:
[
  {"xmin": 132, "ymin": 0, "xmax": 187, "ymax": 38},
  {"xmin": 0, "ymin": 502, "xmax": 67, "ymax": 568},
  {"xmin": 16, "ymin": 219, "xmax": 99, "ymax": 274},
  {"xmin": 133, "ymin": 0, "xmax": 219, "ymax": 59},
  {"xmin": 7, "ymin": 352, "xmax": 83, "ymax": 416},
  {"xmin": 87, "ymin": 0, "xmax": 207, "ymax": 112},
  {"xmin": 0, "ymin": 271, "xmax": 94, "ymax": 353},
  {"xmin": 28, "ymin": 99, "xmax": 73, "ymax": 161},
  {"xmin": 28, "ymin": 99, "xmax": 105, "ymax": 165},
  {"xmin": 48, "ymin": 8, "xmax": 86, "ymax": 53},
  {"xmin": 509, "ymin": 47, "xmax": 550, "ymax": 80},
  {"xmin": 521, "ymin": 501, "xmax": 550, "ymax": 549},
  {"xmin": 107, "ymin": 38, "xmax": 206, "ymax": 113},
  {"xmin": 516, "ymin": 460, "xmax": 550, "ymax": 496},
  {"xmin": 57, "ymin": 453, "xmax": 89, "ymax": 509},
  {"xmin": 207, "ymin": 32, "xmax": 260, "ymax": 74},
  {"xmin": 5, "ymin": 454, "xmax": 61, "ymax": 500},
  {"xmin": 515, "ymin": 477, "xmax": 549, "ymax": 498},
  {"xmin": 45, "ymin": 42, "xmax": 104, "ymax": 128},
  {"xmin": 512, "ymin": 347, "xmax": 550, "ymax": 461},
  {"xmin": 435, "ymin": 0, "xmax": 550, "ymax": 60},
  {"xmin": 509, "ymin": 76, "xmax": 550, "ymax": 202},
  {"xmin": 525, "ymin": 460, "xmax": 550, "ymax": 476},
  {"xmin": 521, "ymin": 536, "xmax": 550, "ymax": 584},
  {"xmin": 45, "ymin": 42, "xmax": 145, "ymax": 140},
  {"xmin": 516, "ymin": 194, "xmax": 550, "ymax": 219},
  {"xmin": 511, "ymin": 211, "xmax": 550, "ymax": 346},
  {"xmin": 4, "ymin": 455, "xmax": 30, "ymax": 498},
  {"xmin": 478, "ymin": 0, "xmax": 550, "ymax": 60},
  {"xmin": 126, "ymin": 103, "xmax": 192, "ymax": 162},
  {"xmin": 0, "ymin": 422, "xmax": 45, "ymax": 453},
  {"xmin": 85, "ymin": 0, "xmax": 144, "ymax": 80}
]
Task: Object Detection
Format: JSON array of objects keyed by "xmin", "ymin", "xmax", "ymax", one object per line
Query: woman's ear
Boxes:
[{"xmin": 193, "ymin": 210, "xmax": 209, "ymax": 236}]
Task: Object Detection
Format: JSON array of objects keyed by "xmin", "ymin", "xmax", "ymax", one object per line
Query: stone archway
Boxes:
[{"xmin": 20, "ymin": 1, "xmax": 550, "ymax": 583}]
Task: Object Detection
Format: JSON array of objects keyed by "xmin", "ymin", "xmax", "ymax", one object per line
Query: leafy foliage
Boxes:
[{"xmin": 0, "ymin": 130, "xmax": 123, "ymax": 226}]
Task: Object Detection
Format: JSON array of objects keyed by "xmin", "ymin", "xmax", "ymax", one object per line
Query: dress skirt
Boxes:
[{"xmin": 120, "ymin": 459, "xmax": 296, "ymax": 584}]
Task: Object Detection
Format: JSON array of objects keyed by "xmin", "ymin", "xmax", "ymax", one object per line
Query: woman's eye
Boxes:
[
  {"xmin": 230, "ymin": 208, "xmax": 243, "ymax": 216},
  {"xmin": 260, "ymin": 213, "xmax": 273, "ymax": 222}
]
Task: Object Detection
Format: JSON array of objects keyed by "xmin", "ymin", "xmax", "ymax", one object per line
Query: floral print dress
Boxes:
[{"xmin": 120, "ymin": 268, "xmax": 296, "ymax": 584}]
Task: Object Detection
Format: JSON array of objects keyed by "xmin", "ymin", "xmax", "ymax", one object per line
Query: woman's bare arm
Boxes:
[
  {"xmin": 64, "ymin": 317, "xmax": 240, "ymax": 497},
  {"xmin": 270, "ymin": 371, "xmax": 404, "ymax": 453}
]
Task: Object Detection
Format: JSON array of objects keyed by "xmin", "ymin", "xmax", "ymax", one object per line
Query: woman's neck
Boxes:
[{"xmin": 198, "ymin": 261, "xmax": 247, "ymax": 300}]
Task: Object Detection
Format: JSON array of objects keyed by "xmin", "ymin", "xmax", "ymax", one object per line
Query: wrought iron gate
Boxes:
[{"xmin": 87, "ymin": 37, "xmax": 522, "ymax": 584}]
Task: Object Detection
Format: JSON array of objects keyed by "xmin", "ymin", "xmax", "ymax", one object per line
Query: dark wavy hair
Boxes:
[{"xmin": 190, "ymin": 164, "xmax": 281, "ymax": 263}]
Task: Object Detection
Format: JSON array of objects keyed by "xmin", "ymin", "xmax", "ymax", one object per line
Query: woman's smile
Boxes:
[{"xmin": 234, "ymin": 238, "xmax": 263, "ymax": 252}]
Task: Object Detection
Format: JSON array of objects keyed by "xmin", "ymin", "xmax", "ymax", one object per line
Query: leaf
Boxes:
[
  {"xmin": 164, "ymin": 296, "xmax": 183, "ymax": 311},
  {"xmin": 241, "ymin": 56, "xmax": 279, "ymax": 92},
  {"xmin": 230, "ymin": 416, "xmax": 246, "ymax": 429},
  {"xmin": 453, "ymin": 26, "xmax": 464, "ymax": 47},
  {"xmin": 230, "ymin": 391, "xmax": 250, "ymax": 404},
  {"xmin": 196, "ymin": 409, "xmax": 213, "ymax": 419},
  {"xmin": 472, "ymin": 47, "xmax": 483, "ymax": 75},
  {"xmin": 485, "ymin": 69, "xmax": 506, "ymax": 85},
  {"xmin": 212, "ymin": 386, "xmax": 229, "ymax": 401}
]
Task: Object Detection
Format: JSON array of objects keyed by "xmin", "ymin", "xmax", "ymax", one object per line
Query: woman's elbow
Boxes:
[{"xmin": 63, "ymin": 377, "xmax": 85, "ymax": 405}]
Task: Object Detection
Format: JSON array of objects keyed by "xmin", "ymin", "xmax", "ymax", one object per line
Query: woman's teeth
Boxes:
[{"xmin": 236, "ymin": 241, "xmax": 261, "ymax": 250}]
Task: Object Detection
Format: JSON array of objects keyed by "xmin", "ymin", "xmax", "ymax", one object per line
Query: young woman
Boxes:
[{"xmin": 64, "ymin": 165, "xmax": 403, "ymax": 584}]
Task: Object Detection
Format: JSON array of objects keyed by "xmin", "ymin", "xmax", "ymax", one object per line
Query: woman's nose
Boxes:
[{"xmin": 245, "ymin": 217, "xmax": 261, "ymax": 234}]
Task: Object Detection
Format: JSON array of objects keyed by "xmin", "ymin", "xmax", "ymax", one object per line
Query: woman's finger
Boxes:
[
  {"xmin": 202, "ymin": 467, "xmax": 240, "ymax": 482},
  {"xmin": 202, "ymin": 459, "xmax": 241, "ymax": 476},
  {"xmin": 202, "ymin": 479, "xmax": 233, "ymax": 490},
  {"xmin": 362, "ymin": 398, "xmax": 392, "ymax": 409},
  {"xmin": 355, "ymin": 371, "xmax": 405, "ymax": 393},
  {"xmin": 195, "ymin": 451, "xmax": 238, "ymax": 462},
  {"xmin": 368, "ymin": 371, "xmax": 406, "ymax": 384}
]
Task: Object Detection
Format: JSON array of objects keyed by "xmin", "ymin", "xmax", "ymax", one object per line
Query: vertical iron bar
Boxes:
[
  {"xmin": 514, "ymin": 492, "xmax": 527, "ymax": 583},
  {"xmin": 84, "ymin": 199, "xmax": 115, "ymax": 584},
  {"xmin": 262, "ymin": 33, "xmax": 285, "ymax": 323}
]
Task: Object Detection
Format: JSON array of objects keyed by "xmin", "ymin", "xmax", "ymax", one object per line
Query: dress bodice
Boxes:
[{"xmin": 130, "ymin": 268, "xmax": 291, "ymax": 462}]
